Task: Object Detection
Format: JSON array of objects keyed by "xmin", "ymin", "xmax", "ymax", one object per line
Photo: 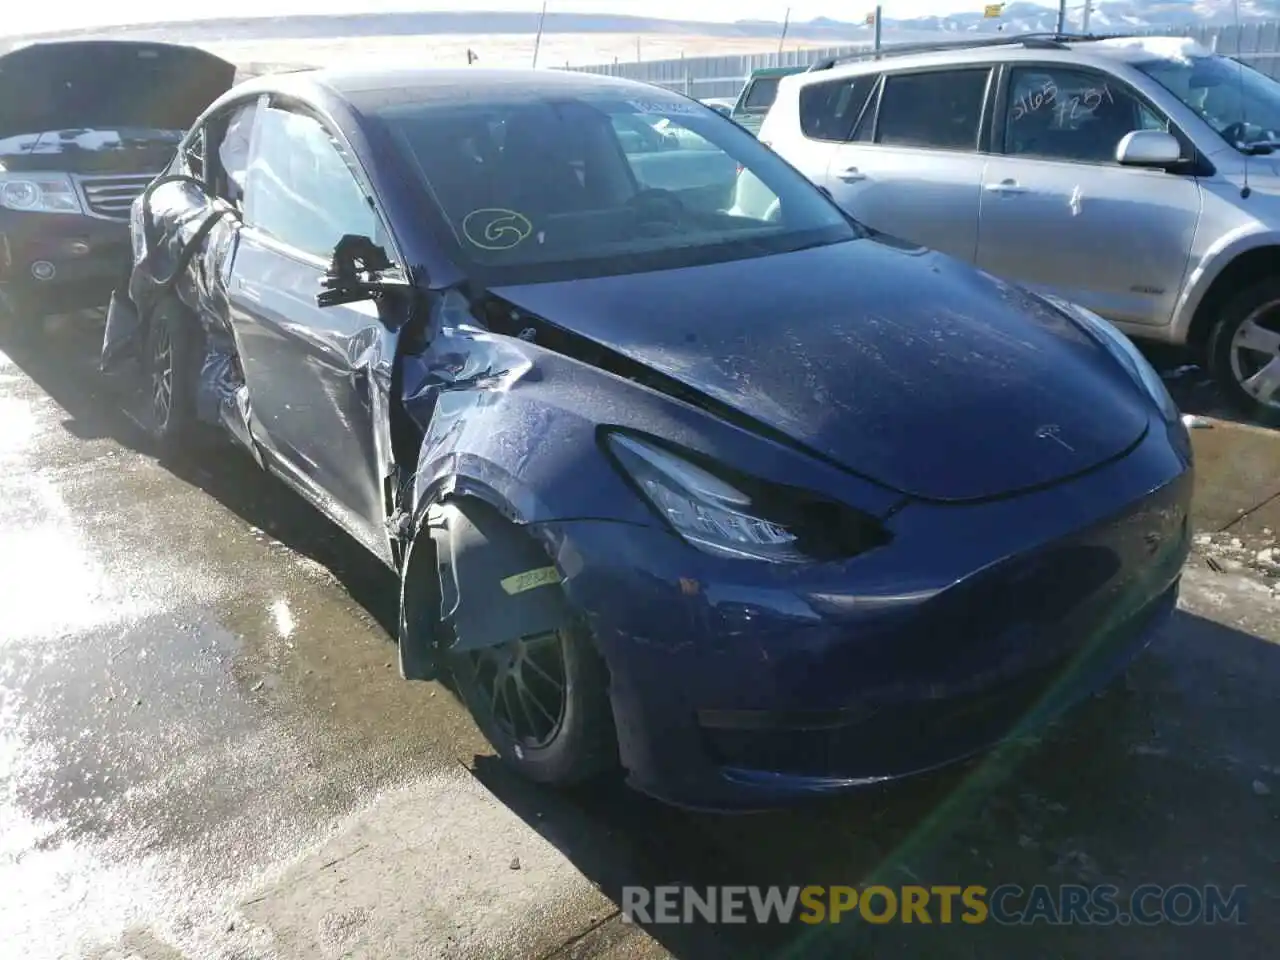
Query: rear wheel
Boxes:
[
  {"xmin": 146, "ymin": 303, "xmax": 203, "ymax": 453},
  {"xmin": 1207, "ymin": 278, "xmax": 1280, "ymax": 421},
  {"xmin": 450, "ymin": 620, "xmax": 618, "ymax": 786}
]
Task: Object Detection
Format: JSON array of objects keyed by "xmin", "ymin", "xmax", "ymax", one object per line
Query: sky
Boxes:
[{"xmin": 6, "ymin": 1, "xmax": 1062, "ymax": 37}]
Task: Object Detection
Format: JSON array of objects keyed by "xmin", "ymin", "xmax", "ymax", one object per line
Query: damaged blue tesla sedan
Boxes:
[{"xmin": 103, "ymin": 67, "xmax": 1192, "ymax": 809}]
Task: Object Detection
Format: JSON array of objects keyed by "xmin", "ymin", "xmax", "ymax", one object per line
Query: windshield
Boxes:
[
  {"xmin": 1135, "ymin": 53, "xmax": 1280, "ymax": 150},
  {"xmin": 377, "ymin": 92, "xmax": 856, "ymax": 285}
]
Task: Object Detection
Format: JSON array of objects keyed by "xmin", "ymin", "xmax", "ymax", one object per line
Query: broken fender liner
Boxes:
[
  {"xmin": 100, "ymin": 179, "xmax": 231, "ymax": 373},
  {"xmin": 399, "ymin": 498, "xmax": 570, "ymax": 680},
  {"xmin": 100, "ymin": 288, "xmax": 141, "ymax": 374}
]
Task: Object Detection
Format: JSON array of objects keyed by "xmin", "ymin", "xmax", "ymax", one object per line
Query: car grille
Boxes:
[{"xmin": 75, "ymin": 173, "xmax": 155, "ymax": 221}]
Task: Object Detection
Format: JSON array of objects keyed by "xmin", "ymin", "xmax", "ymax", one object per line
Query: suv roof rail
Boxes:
[{"xmin": 806, "ymin": 32, "xmax": 1117, "ymax": 72}]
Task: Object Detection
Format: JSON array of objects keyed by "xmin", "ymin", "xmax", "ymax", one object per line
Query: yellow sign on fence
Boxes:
[{"xmin": 984, "ymin": 3, "xmax": 1005, "ymax": 16}]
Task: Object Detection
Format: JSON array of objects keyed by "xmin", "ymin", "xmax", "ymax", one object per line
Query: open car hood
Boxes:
[
  {"xmin": 0, "ymin": 40, "xmax": 235, "ymax": 141},
  {"xmin": 489, "ymin": 236, "xmax": 1152, "ymax": 503}
]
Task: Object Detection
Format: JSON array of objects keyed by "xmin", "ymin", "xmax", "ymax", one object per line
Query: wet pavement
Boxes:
[{"xmin": 2, "ymin": 311, "xmax": 1279, "ymax": 960}]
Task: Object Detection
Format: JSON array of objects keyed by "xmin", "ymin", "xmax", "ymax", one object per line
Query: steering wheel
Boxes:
[
  {"xmin": 1222, "ymin": 121, "xmax": 1249, "ymax": 147},
  {"xmin": 627, "ymin": 188, "xmax": 685, "ymax": 235},
  {"xmin": 1222, "ymin": 120, "xmax": 1280, "ymax": 149}
]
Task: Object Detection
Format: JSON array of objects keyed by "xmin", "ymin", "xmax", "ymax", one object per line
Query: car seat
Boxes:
[{"xmin": 495, "ymin": 110, "xmax": 589, "ymax": 217}]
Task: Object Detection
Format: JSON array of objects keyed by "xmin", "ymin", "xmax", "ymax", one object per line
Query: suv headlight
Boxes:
[
  {"xmin": 0, "ymin": 172, "xmax": 84, "ymax": 215},
  {"xmin": 129, "ymin": 196, "xmax": 147, "ymax": 262},
  {"xmin": 606, "ymin": 432, "xmax": 890, "ymax": 564},
  {"xmin": 1042, "ymin": 295, "xmax": 1180, "ymax": 423}
]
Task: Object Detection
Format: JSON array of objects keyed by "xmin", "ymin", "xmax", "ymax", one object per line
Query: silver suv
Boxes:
[{"xmin": 762, "ymin": 33, "xmax": 1280, "ymax": 417}]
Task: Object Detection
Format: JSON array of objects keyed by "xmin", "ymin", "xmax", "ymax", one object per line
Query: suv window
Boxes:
[
  {"xmin": 243, "ymin": 106, "xmax": 379, "ymax": 260},
  {"xmin": 876, "ymin": 69, "xmax": 990, "ymax": 151},
  {"xmin": 1003, "ymin": 66, "xmax": 1168, "ymax": 164},
  {"xmin": 800, "ymin": 74, "xmax": 879, "ymax": 142}
]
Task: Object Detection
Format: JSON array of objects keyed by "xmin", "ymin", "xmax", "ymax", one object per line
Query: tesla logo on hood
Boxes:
[{"xmin": 1035, "ymin": 424, "xmax": 1075, "ymax": 452}]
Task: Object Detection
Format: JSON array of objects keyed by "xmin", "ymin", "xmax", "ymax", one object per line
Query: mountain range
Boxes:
[{"xmin": 3, "ymin": 1, "xmax": 1275, "ymax": 47}]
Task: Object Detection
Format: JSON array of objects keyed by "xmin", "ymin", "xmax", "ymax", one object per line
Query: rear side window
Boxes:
[
  {"xmin": 876, "ymin": 68, "xmax": 991, "ymax": 151},
  {"xmin": 741, "ymin": 77, "xmax": 782, "ymax": 113},
  {"xmin": 1003, "ymin": 66, "xmax": 1167, "ymax": 164},
  {"xmin": 800, "ymin": 74, "xmax": 879, "ymax": 142}
]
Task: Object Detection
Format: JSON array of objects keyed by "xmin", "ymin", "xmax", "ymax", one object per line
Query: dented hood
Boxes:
[
  {"xmin": 0, "ymin": 41, "xmax": 235, "ymax": 141},
  {"xmin": 489, "ymin": 237, "xmax": 1151, "ymax": 503}
]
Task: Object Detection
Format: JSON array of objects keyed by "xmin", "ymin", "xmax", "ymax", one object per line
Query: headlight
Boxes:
[
  {"xmin": 606, "ymin": 432, "xmax": 891, "ymax": 564},
  {"xmin": 0, "ymin": 172, "xmax": 84, "ymax": 215},
  {"xmin": 1042, "ymin": 295, "xmax": 1180, "ymax": 423},
  {"xmin": 129, "ymin": 196, "xmax": 147, "ymax": 262}
]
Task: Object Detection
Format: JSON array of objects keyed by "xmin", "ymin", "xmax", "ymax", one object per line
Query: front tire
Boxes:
[
  {"xmin": 146, "ymin": 303, "xmax": 203, "ymax": 454},
  {"xmin": 450, "ymin": 620, "xmax": 618, "ymax": 786},
  {"xmin": 1207, "ymin": 278, "xmax": 1280, "ymax": 422}
]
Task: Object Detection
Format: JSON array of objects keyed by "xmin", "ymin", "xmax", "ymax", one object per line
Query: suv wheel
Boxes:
[{"xmin": 1208, "ymin": 278, "xmax": 1280, "ymax": 421}]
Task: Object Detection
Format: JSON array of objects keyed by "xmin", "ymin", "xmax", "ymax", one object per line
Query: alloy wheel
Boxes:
[
  {"xmin": 466, "ymin": 630, "xmax": 568, "ymax": 750},
  {"xmin": 151, "ymin": 322, "xmax": 174, "ymax": 431},
  {"xmin": 1229, "ymin": 302, "xmax": 1280, "ymax": 412}
]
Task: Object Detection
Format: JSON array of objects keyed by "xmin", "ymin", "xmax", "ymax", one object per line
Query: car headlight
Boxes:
[
  {"xmin": 606, "ymin": 432, "xmax": 889, "ymax": 564},
  {"xmin": 0, "ymin": 172, "xmax": 84, "ymax": 215},
  {"xmin": 1042, "ymin": 295, "xmax": 1180, "ymax": 423},
  {"xmin": 129, "ymin": 196, "xmax": 147, "ymax": 262}
]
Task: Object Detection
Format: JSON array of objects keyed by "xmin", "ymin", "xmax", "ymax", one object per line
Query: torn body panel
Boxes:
[
  {"xmin": 399, "ymin": 290, "xmax": 903, "ymax": 534},
  {"xmin": 393, "ymin": 286, "xmax": 904, "ymax": 675},
  {"xmin": 107, "ymin": 175, "xmax": 404, "ymax": 566},
  {"xmin": 224, "ymin": 230, "xmax": 402, "ymax": 564}
]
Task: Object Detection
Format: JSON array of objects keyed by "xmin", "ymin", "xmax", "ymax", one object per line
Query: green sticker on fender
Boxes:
[{"xmin": 500, "ymin": 566, "xmax": 562, "ymax": 596}]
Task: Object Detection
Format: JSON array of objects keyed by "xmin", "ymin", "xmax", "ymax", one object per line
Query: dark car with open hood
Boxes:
[
  {"xmin": 105, "ymin": 66, "xmax": 1193, "ymax": 809},
  {"xmin": 0, "ymin": 40, "xmax": 235, "ymax": 319}
]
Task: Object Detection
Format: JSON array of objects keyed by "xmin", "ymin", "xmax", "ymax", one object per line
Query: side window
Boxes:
[
  {"xmin": 243, "ymin": 105, "xmax": 379, "ymax": 260},
  {"xmin": 1003, "ymin": 66, "xmax": 1163, "ymax": 164},
  {"xmin": 850, "ymin": 79, "xmax": 881, "ymax": 142},
  {"xmin": 741, "ymin": 77, "xmax": 782, "ymax": 114},
  {"xmin": 610, "ymin": 114, "xmax": 668, "ymax": 155},
  {"xmin": 876, "ymin": 69, "xmax": 990, "ymax": 151},
  {"xmin": 800, "ymin": 73, "xmax": 879, "ymax": 142},
  {"xmin": 613, "ymin": 112, "xmax": 743, "ymax": 211},
  {"xmin": 218, "ymin": 101, "xmax": 258, "ymax": 205}
]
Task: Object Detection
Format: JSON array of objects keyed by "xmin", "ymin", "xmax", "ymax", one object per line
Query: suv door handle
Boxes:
[
  {"xmin": 837, "ymin": 166, "xmax": 868, "ymax": 182},
  {"xmin": 985, "ymin": 179, "xmax": 1026, "ymax": 195}
]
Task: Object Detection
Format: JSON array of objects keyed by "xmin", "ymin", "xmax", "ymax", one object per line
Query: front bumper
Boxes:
[
  {"xmin": 0, "ymin": 209, "xmax": 131, "ymax": 315},
  {"xmin": 535, "ymin": 418, "xmax": 1192, "ymax": 809}
]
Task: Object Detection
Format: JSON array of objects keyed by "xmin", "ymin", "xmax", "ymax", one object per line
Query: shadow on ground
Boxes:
[
  {"xmin": 0, "ymin": 308, "xmax": 401, "ymax": 637},
  {"xmin": 1142, "ymin": 343, "xmax": 1280, "ymax": 432}
]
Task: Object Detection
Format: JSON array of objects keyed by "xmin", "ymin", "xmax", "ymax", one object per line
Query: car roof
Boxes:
[
  {"xmin": 228, "ymin": 66, "xmax": 687, "ymax": 115},
  {"xmin": 747, "ymin": 65, "xmax": 809, "ymax": 79},
  {"xmin": 797, "ymin": 34, "xmax": 1216, "ymax": 85}
]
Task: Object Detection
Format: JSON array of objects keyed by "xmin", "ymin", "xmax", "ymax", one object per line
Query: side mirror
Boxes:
[
  {"xmin": 317, "ymin": 234, "xmax": 408, "ymax": 310},
  {"xmin": 1116, "ymin": 130, "xmax": 1183, "ymax": 168}
]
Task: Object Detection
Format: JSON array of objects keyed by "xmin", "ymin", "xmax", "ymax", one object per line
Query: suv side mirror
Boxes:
[{"xmin": 1116, "ymin": 130, "xmax": 1183, "ymax": 168}]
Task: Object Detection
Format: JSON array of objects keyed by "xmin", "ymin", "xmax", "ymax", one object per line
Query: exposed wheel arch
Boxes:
[
  {"xmin": 1188, "ymin": 246, "xmax": 1280, "ymax": 354},
  {"xmin": 396, "ymin": 495, "xmax": 619, "ymax": 784},
  {"xmin": 398, "ymin": 495, "xmax": 572, "ymax": 679}
]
